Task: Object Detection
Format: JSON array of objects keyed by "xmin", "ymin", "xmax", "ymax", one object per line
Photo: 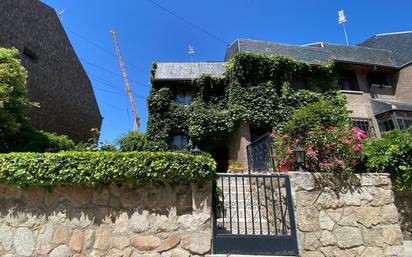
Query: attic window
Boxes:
[
  {"xmin": 23, "ymin": 47, "xmax": 38, "ymax": 61},
  {"xmin": 367, "ymin": 73, "xmax": 389, "ymax": 87}
]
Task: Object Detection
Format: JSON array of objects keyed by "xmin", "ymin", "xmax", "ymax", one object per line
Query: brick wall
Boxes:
[{"xmin": 0, "ymin": 0, "xmax": 102, "ymax": 142}]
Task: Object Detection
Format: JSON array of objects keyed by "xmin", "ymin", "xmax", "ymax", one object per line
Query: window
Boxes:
[
  {"xmin": 175, "ymin": 89, "xmax": 192, "ymax": 105},
  {"xmin": 377, "ymin": 111, "xmax": 412, "ymax": 133},
  {"xmin": 23, "ymin": 47, "xmax": 38, "ymax": 61},
  {"xmin": 367, "ymin": 73, "xmax": 389, "ymax": 87},
  {"xmin": 339, "ymin": 71, "xmax": 360, "ymax": 91},
  {"xmin": 352, "ymin": 118, "xmax": 375, "ymax": 137},
  {"xmin": 170, "ymin": 134, "xmax": 189, "ymax": 151},
  {"xmin": 395, "ymin": 112, "xmax": 412, "ymax": 131}
]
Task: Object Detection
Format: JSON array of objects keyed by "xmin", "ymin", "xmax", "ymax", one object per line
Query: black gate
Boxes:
[
  {"xmin": 247, "ymin": 132, "xmax": 276, "ymax": 173},
  {"xmin": 212, "ymin": 173, "xmax": 298, "ymax": 255}
]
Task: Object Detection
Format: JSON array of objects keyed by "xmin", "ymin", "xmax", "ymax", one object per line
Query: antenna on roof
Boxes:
[
  {"xmin": 57, "ymin": 9, "xmax": 65, "ymax": 20},
  {"xmin": 338, "ymin": 10, "xmax": 349, "ymax": 45},
  {"xmin": 188, "ymin": 45, "xmax": 195, "ymax": 62}
]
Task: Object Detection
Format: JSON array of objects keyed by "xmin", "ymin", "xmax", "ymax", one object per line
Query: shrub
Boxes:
[
  {"xmin": 271, "ymin": 100, "xmax": 365, "ymax": 173},
  {"xmin": 364, "ymin": 129, "xmax": 412, "ymax": 192},
  {"xmin": 0, "ymin": 151, "xmax": 216, "ymax": 188},
  {"xmin": 117, "ymin": 131, "xmax": 147, "ymax": 152},
  {"xmin": 282, "ymin": 100, "xmax": 351, "ymax": 138},
  {"xmin": 2, "ymin": 128, "xmax": 75, "ymax": 153}
]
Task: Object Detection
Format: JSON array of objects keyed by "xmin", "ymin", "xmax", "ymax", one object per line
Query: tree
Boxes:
[
  {"xmin": 0, "ymin": 48, "xmax": 36, "ymax": 138},
  {"xmin": 117, "ymin": 131, "xmax": 147, "ymax": 152}
]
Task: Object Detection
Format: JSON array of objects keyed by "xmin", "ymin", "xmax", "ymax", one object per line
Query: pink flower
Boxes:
[
  {"xmin": 351, "ymin": 127, "xmax": 367, "ymax": 141},
  {"xmin": 270, "ymin": 131, "xmax": 277, "ymax": 138},
  {"xmin": 319, "ymin": 162, "xmax": 334, "ymax": 168},
  {"xmin": 306, "ymin": 147, "xmax": 318, "ymax": 158},
  {"xmin": 282, "ymin": 134, "xmax": 289, "ymax": 141},
  {"xmin": 327, "ymin": 127, "xmax": 337, "ymax": 132},
  {"xmin": 336, "ymin": 159, "xmax": 345, "ymax": 169},
  {"xmin": 272, "ymin": 153, "xmax": 278, "ymax": 159},
  {"xmin": 351, "ymin": 159, "xmax": 358, "ymax": 167},
  {"xmin": 343, "ymin": 139, "xmax": 353, "ymax": 145},
  {"xmin": 352, "ymin": 144, "xmax": 363, "ymax": 152},
  {"xmin": 294, "ymin": 137, "xmax": 300, "ymax": 144},
  {"xmin": 287, "ymin": 147, "xmax": 294, "ymax": 154}
]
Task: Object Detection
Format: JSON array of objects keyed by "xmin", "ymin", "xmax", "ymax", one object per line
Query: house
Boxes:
[
  {"xmin": 0, "ymin": 0, "xmax": 102, "ymax": 142},
  {"xmin": 149, "ymin": 31, "xmax": 412, "ymax": 171}
]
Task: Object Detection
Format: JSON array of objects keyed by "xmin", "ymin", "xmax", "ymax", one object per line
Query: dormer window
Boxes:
[
  {"xmin": 339, "ymin": 71, "xmax": 359, "ymax": 91},
  {"xmin": 23, "ymin": 47, "xmax": 38, "ymax": 61},
  {"xmin": 367, "ymin": 73, "xmax": 389, "ymax": 88},
  {"xmin": 175, "ymin": 88, "xmax": 192, "ymax": 105}
]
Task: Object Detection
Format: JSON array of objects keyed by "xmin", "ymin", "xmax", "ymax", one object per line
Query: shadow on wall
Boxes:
[
  {"xmin": 394, "ymin": 191, "xmax": 412, "ymax": 240},
  {"xmin": 0, "ymin": 184, "xmax": 197, "ymax": 224}
]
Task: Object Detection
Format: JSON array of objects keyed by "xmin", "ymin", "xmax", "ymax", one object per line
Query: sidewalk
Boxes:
[{"xmin": 405, "ymin": 241, "xmax": 412, "ymax": 257}]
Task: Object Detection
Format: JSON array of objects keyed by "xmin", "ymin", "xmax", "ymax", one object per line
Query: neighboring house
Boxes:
[
  {"xmin": 0, "ymin": 0, "xmax": 102, "ymax": 142},
  {"xmin": 150, "ymin": 31, "xmax": 412, "ymax": 170}
]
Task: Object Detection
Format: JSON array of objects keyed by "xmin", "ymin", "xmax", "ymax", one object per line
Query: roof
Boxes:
[
  {"xmin": 371, "ymin": 99, "xmax": 412, "ymax": 115},
  {"xmin": 358, "ymin": 31, "xmax": 412, "ymax": 67},
  {"xmin": 225, "ymin": 39, "xmax": 398, "ymax": 68},
  {"xmin": 154, "ymin": 62, "xmax": 227, "ymax": 81}
]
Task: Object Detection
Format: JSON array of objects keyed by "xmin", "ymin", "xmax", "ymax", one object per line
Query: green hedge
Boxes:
[{"xmin": 0, "ymin": 151, "xmax": 216, "ymax": 188}]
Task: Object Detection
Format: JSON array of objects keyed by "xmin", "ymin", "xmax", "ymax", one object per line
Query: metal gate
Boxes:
[{"xmin": 212, "ymin": 173, "xmax": 298, "ymax": 255}]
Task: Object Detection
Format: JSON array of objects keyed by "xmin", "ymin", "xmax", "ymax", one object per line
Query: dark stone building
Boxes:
[{"xmin": 0, "ymin": 0, "xmax": 102, "ymax": 142}]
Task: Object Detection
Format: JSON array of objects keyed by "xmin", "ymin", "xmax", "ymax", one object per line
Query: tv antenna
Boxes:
[
  {"xmin": 188, "ymin": 44, "xmax": 195, "ymax": 62},
  {"xmin": 338, "ymin": 10, "xmax": 349, "ymax": 45},
  {"xmin": 110, "ymin": 30, "xmax": 140, "ymax": 131},
  {"xmin": 57, "ymin": 10, "xmax": 65, "ymax": 20}
]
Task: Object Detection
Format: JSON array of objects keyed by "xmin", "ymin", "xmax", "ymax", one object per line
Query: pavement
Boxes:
[
  {"xmin": 207, "ymin": 241, "xmax": 412, "ymax": 257},
  {"xmin": 405, "ymin": 241, "xmax": 412, "ymax": 257}
]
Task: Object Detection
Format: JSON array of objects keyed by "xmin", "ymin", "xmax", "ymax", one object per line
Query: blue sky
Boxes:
[{"xmin": 41, "ymin": 0, "xmax": 412, "ymax": 143}]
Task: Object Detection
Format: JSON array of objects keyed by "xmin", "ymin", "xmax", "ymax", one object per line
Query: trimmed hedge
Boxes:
[{"xmin": 0, "ymin": 151, "xmax": 216, "ymax": 188}]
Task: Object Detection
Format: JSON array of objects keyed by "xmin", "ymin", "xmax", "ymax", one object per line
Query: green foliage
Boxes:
[
  {"xmin": 117, "ymin": 131, "xmax": 147, "ymax": 152},
  {"xmin": 364, "ymin": 129, "xmax": 412, "ymax": 192},
  {"xmin": 0, "ymin": 48, "xmax": 37, "ymax": 138},
  {"xmin": 283, "ymin": 100, "xmax": 351, "ymax": 138},
  {"xmin": 0, "ymin": 151, "xmax": 216, "ymax": 188},
  {"xmin": 2, "ymin": 127, "xmax": 75, "ymax": 153},
  {"xmin": 147, "ymin": 52, "xmax": 343, "ymax": 150}
]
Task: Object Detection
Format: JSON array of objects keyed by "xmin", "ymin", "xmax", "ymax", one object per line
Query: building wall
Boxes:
[
  {"xmin": 227, "ymin": 121, "xmax": 251, "ymax": 171},
  {"xmin": 0, "ymin": 183, "xmax": 211, "ymax": 257},
  {"xmin": 0, "ymin": 0, "xmax": 102, "ymax": 142},
  {"xmin": 396, "ymin": 64, "xmax": 412, "ymax": 102}
]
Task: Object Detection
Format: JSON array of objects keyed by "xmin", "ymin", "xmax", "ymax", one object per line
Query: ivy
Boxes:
[
  {"xmin": 147, "ymin": 52, "xmax": 344, "ymax": 151},
  {"xmin": 0, "ymin": 152, "xmax": 216, "ymax": 188}
]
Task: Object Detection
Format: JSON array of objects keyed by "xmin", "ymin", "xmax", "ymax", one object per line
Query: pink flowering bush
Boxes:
[
  {"xmin": 271, "ymin": 100, "xmax": 366, "ymax": 173},
  {"xmin": 272, "ymin": 127, "xmax": 366, "ymax": 172}
]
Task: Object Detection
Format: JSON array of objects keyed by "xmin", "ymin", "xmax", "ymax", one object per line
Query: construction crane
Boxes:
[{"xmin": 110, "ymin": 30, "xmax": 140, "ymax": 131}]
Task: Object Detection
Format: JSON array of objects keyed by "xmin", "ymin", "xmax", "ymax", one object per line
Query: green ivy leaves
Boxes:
[{"xmin": 0, "ymin": 152, "xmax": 217, "ymax": 188}]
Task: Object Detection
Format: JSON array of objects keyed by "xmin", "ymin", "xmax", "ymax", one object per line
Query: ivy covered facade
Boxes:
[{"xmin": 148, "ymin": 34, "xmax": 412, "ymax": 172}]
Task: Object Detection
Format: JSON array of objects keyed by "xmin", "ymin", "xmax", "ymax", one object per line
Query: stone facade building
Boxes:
[
  {"xmin": 0, "ymin": 0, "xmax": 102, "ymax": 142},
  {"xmin": 150, "ymin": 31, "xmax": 412, "ymax": 171}
]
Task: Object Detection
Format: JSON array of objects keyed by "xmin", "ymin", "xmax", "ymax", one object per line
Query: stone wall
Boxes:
[
  {"xmin": 0, "ymin": 183, "xmax": 211, "ymax": 257},
  {"xmin": 394, "ymin": 191, "xmax": 412, "ymax": 240},
  {"xmin": 288, "ymin": 172, "xmax": 404, "ymax": 257}
]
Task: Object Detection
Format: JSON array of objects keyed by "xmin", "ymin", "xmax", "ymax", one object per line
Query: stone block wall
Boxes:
[
  {"xmin": 0, "ymin": 183, "xmax": 211, "ymax": 257},
  {"xmin": 288, "ymin": 172, "xmax": 404, "ymax": 257}
]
